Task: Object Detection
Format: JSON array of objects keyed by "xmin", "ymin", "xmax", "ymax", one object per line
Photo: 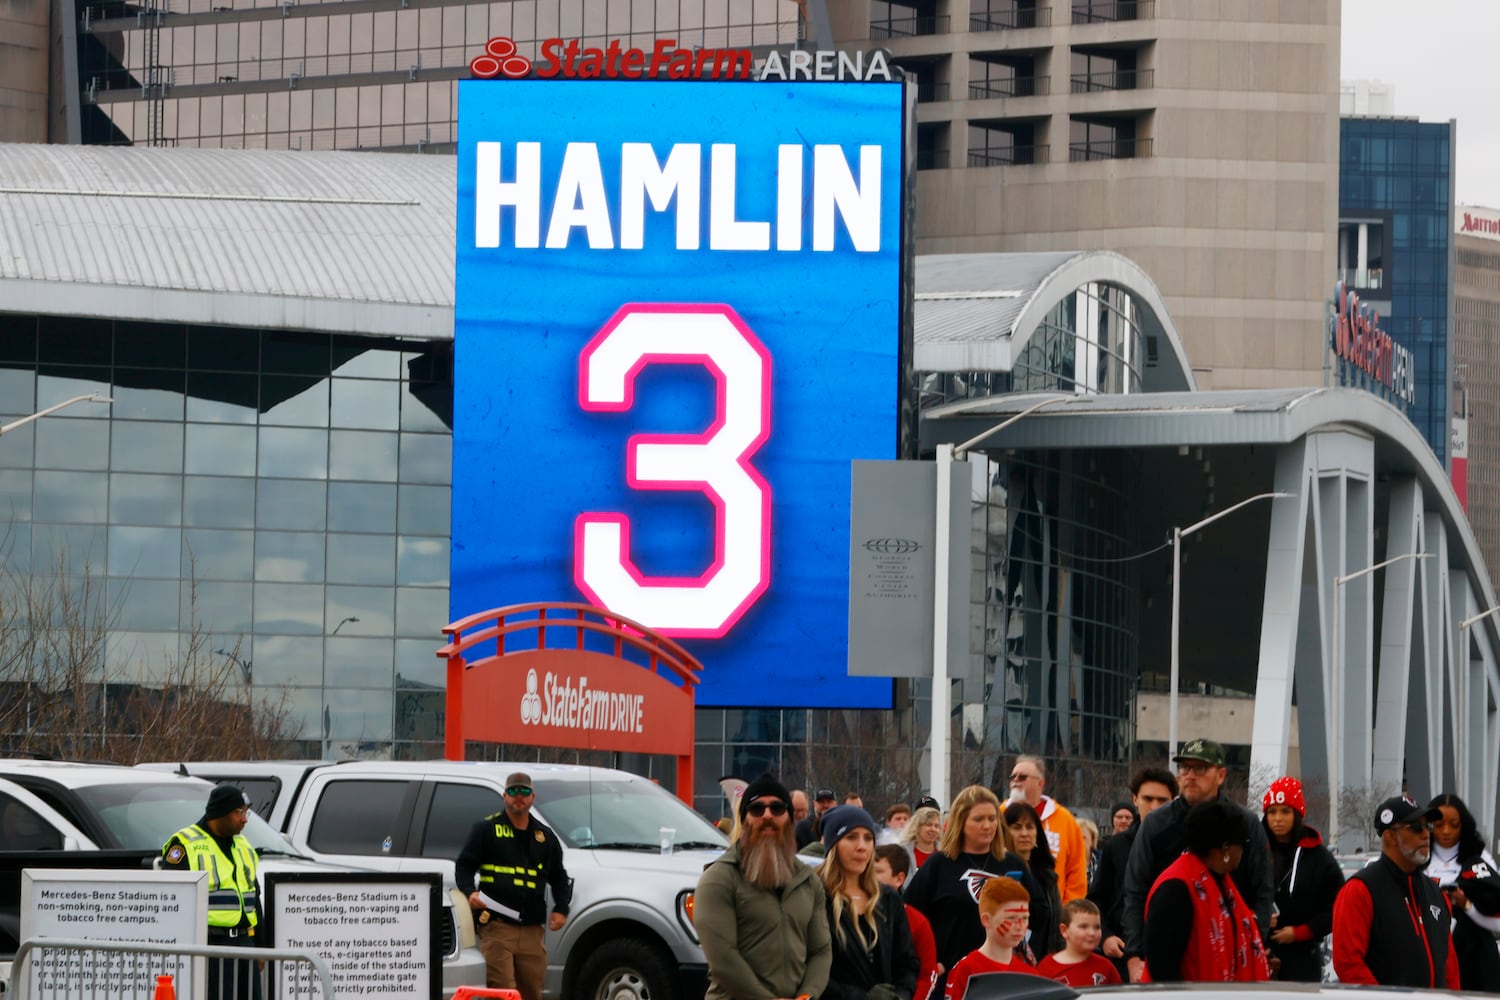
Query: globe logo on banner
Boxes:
[{"xmin": 452, "ymin": 79, "xmax": 909, "ymax": 708}]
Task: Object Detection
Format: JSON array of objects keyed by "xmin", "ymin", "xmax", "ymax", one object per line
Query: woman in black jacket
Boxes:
[
  {"xmin": 1260, "ymin": 776, "xmax": 1343, "ymax": 982},
  {"xmin": 817, "ymin": 805, "xmax": 920, "ymax": 1000},
  {"xmin": 1003, "ymin": 799, "xmax": 1065, "ymax": 961},
  {"xmin": 1427, "ymin": 792, "xmax": 1500, "ymax": 992}
]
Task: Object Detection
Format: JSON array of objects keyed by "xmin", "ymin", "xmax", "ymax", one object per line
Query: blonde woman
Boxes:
[
  {"xmin": 902, "ymin": 786, "xmax": 1033, "ymax": 976},
  {"xmin": 899, "ymin": 806, "xmax": 943, "ymax": 873},
  {"xmin": 817, "ymin": 805, "xmax": 919, "ymax": 1000}
]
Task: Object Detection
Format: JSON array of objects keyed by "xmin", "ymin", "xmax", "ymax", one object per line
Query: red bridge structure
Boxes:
[{"xmin": 437, "ymin": 602, "xmax": 702, "ymax": 804}]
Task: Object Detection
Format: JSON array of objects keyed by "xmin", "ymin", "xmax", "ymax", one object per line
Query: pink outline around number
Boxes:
[{"xmin": 573, "ymin": 303, "xmax": 773, "ymax": 638}]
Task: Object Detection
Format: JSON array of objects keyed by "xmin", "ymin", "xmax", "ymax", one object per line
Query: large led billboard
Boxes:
[{"xmin": 453, "ymin": 79, "xmax": 908, "ymax": 708}]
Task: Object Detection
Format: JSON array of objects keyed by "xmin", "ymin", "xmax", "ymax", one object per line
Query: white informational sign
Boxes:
[
  {"xmin": 266, "ymin": 874, "xmax": 441, "ymax": 1000},
  {"xmin": 20, "ymin": 869, "xmax": 207, "ymax": 999},
  {"xmin": 1458, "ymin": 205, "xmax": 1500, "ymax": 242}
]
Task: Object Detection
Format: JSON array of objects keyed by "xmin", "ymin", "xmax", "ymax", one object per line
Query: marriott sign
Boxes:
[{"xmin": 1458, "ymin": 206, "xmax": 1500, "ymax": 243}]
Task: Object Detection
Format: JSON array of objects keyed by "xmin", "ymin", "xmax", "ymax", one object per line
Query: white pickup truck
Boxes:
[{"xmin": 141, "ymin": 760, "xmax": 727, "ymax": 1000}]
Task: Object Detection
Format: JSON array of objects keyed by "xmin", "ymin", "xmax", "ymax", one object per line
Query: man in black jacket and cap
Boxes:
[
  {"xmin": 1332, "ymin": 795, "xmax": 1460, "ymax": 987},
  {"xmin": 1119, "ymin": 739, "xmax": 1273, "ymax": 982}
]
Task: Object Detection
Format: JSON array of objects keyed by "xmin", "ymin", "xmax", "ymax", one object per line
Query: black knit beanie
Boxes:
[{"xmin": 738, "ymin": 773, "xmax": 791, "ymax": 822}]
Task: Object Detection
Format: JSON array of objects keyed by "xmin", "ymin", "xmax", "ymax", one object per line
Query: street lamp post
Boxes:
[
  {"xmin": 1329, "ymin": 551, "xmax": 1431, "ymax": 850},
  {"xmin": 1, "ymin": 394, "xmax": 113, "ymax": 436},
  {"xmin": 1456, "ymin": 605, "xmax": 1500, "ymax": 795},
  {"xmin": 1168, "ymin": 492, "xmax": 1292, "ymax": 757},
  {"xmin": 930, "ymin": 395, "xmax": 1070, "ymax": 809}
]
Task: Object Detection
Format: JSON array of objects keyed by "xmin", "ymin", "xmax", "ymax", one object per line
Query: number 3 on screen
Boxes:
[{"xmin": 575, "ymin": 304, "xmax": 773, "ymax": 638}]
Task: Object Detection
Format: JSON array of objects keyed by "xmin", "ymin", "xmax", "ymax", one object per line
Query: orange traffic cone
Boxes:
[{"xmin": 153, "ymin": 975, "xmax": 176, "ymax": 1000}]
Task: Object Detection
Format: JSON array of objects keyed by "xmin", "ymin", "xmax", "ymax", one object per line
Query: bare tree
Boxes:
[{"xmin": 0, "ymin": 547, "xmax": 296, "ymax": 763}]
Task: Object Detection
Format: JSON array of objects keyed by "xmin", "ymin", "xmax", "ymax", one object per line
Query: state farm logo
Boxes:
[
  {"xmin": 470, "ymin": 37, "xmax": 531, "ymax": 79},
  {"xmin": 519, "ymin": 668, "xmax": 542, "ymax": 723}
]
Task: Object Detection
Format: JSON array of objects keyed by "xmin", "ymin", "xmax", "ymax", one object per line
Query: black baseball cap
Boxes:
[
  {"xmin": 814, "ymin": 787, "xmax": 837, "ymax": 801},
  {"xmin": 1374, "ymin": 795, "xmax": 1441, "ymax": 834},
  {"xmin": 914, "ymin": 795, "xmax": 941, "ymax": 812}
]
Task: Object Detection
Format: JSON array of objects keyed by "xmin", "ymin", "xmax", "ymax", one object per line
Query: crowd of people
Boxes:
[{"xmin": 692, "ymin": 740, "xmax": 1500, "ymax": 1000}]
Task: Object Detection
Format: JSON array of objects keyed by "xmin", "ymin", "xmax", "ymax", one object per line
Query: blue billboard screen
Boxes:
[{"xmin": 453, "ymin": 79, "xmax": 907, "ymax": 708}]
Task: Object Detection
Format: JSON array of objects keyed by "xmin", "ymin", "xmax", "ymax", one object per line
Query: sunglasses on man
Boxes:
[
  {"xmin": 505, "ymin": 785, "xmax": 533, "ymax": 797},
  {"xmin": 746, "ymin": 799, "xmax": 788, "ymax": 817}
]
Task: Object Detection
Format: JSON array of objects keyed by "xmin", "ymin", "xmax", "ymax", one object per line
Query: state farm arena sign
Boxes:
[{"xmin": 470, "ymin": 36, "xmax": 895, "ymax": 82}]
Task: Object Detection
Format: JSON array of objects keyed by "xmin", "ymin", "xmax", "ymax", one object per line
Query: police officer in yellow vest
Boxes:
[
  {"xmin": 163, "ymin": 784, "xmax": 262, "ymax": 1000},
  {"xmin": 455, "ymin": 772, "xmax": 572, "ymax": 1000}
]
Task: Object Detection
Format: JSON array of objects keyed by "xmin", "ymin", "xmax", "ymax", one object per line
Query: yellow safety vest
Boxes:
[{"xmin": 168, "ymin": 825, "xmax": 260, "ymax": 930}]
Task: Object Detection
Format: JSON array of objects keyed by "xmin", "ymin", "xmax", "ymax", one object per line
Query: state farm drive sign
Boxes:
[{"xmin": 463, "ymin": 648, "xmax": 691, "ymax": 756}]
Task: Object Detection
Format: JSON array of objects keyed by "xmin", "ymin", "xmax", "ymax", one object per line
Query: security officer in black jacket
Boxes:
[{"xmin": 456, "ymin": 772, "xmax": 572, "ymax": 1000}]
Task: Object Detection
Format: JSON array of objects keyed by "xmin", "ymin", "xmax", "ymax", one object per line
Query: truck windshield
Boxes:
[
  {"xmin": 75, "ymin": 782, "xmax": 300, "ymax": 853},
  {"xmin": 531, "ymin": 778, "xmax": 728, "ymax": 851}
]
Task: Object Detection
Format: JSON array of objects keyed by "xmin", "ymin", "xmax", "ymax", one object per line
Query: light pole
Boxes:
[
  {"xmin": 1, "ymin": 394, "xmax": 113, "ymax": 436},
  {"xmin": 331, "ymin": 615, "xmax": 360, "ymax": 636},
  {"xmin": 214, "ymin": 648, "xmax": 252, "ymax": 684},
  {"xmin": 930, "ymin": 395, "xmax": 1070, "ymax": 809},
  {"xmin": 1168, "ymin": 492, "xmax": 1292, "ymax": 756},
  {"xmin": 1329, "ymin": 551, "xmax": 1431, "ymax": 850},
  {"xmin": 1456, "ymin": 604, "xmax": 1500, "ymax": 795}
]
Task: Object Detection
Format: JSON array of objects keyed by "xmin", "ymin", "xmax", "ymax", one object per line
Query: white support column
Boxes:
[
  {"xmin": 1250, "ymin": 441, "xmax": 1314, "ymax": 791},
  {"xmin": 1373, "ymin": 478, "xmax": 1422, "ymax": 795},
  {"xmin": 1358, "ymin": 223, "xmax": 1370, "ymax": 283}
]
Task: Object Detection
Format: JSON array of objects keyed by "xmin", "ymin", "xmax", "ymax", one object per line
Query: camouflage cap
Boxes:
[{"xmin": 1172, "ymin": 738, "xmax": 1226, "ymax": 768}]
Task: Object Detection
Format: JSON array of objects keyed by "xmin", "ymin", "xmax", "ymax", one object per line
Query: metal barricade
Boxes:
[{"xmin": 8, "ymin": 937, "xmax": 336, "ymax": 1000}]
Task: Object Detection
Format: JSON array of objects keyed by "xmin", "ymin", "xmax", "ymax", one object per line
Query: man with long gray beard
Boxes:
[{"xmin": 695, "ymin": 774, "xmax": 831, "ymax": 1000}]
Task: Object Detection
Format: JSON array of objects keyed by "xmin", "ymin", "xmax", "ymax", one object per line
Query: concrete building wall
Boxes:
[
  {"xmin": 869, "ymin": 0, "xmax": 1341, "ymax": 394},
  {"xmin": 1456, "ymin": 229, "xmax": 1500, "ymax": 582},
  {"xmin": 0, "ymin": 0, "xmax": 49, "ymax": 142}
]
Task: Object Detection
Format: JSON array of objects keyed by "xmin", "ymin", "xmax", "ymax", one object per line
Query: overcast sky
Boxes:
[{"xmin": 1341, "ymin": 0, "xmax": 1500, "ymax": 209}]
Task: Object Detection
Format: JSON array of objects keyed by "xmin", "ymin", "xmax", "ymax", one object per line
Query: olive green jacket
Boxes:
[{"xmin": 695, "ymin": 842, "xmax": 832, "ymax": 1000}]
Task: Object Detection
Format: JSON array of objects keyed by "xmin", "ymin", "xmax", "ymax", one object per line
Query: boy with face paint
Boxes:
[{"xmin": 942, "ymin": 877, "xmax": 1042, "ymax": 1000}]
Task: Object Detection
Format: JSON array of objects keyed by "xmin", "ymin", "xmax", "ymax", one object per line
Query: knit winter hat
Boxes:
[
  {"xmin": 1262, "ymin": 776, "xmax": 1306, "ymax": 817},
  {"xmin": 738, "ymin": 773, "xmax": 791, "ymax": 822},
  {"xmin": 821, "ymin": 805, "xmax": 877, "ymax": 850},
  {"xmin": 205, "ymin": 784, "xmax": 249, "ymax": 820}
]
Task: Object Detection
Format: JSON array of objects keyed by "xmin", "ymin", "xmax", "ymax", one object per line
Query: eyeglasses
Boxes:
[
  {"xmin": 1009, "ymin": 773, "xmax": 1039, "ymax": 782},
  {"xmin": 505, "ymin": 786, "xmax": 533, "ymax": 797},
  {"xmin": 1400, "ymin": 820, "xmax": 1432, "ymax": 834},
  {"xmin": 746, "ymin": 800, "xmax": 789, "ymax": 817},
  {"xmin": 1177, "ymin": 762, "xmax": 1216, "ymax": 776}
]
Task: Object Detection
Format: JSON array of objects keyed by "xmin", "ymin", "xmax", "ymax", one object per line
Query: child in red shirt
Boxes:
[
  {"xmin": 1035, "ymin": 899, "xmax": 1123, "ymax": 987},
  {"xmin": 875, "ymin": 845, "xmax": 942, "ymax": 1000},
  {"xmin": 944, "ymin": 877, "xmax": 1043, "ymax": 1000}
]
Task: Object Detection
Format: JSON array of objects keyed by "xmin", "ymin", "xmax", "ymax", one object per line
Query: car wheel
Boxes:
[{"xmin": 573, "ymin": 938, "xmax": 675, "ymax": 1000}]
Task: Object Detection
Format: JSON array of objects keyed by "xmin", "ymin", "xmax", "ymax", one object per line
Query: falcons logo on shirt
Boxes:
[{"xmin": 962, "ymin": 868, "xmax": 999, "ymax": 902}]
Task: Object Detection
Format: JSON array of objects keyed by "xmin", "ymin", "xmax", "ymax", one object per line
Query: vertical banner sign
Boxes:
[{"xmin": 453, "ymin": 79, "xmax": 909, "ymax": 708}]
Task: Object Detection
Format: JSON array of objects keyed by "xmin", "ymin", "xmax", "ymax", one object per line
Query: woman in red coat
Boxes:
[{"xmin": 1143, "ymin": 800, "xmax": 1270, "ymax": 982}]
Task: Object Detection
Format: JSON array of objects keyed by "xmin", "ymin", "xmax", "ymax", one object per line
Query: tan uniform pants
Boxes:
[{"xmin": 477, "ymin": 920, "xmax": 547, "ymax": 1000}]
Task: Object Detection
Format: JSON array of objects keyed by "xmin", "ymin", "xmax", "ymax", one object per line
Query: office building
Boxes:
[
  {"xmin": 1455, "ymin": 204, "xmax": 1500, "ymax": 579},
  {"xmin": 1338, "ymin": 115, "xmax": 1456, "ymax": 463}
]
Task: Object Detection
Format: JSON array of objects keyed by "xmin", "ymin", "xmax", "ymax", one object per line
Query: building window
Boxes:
[{"xmin": 1069, "ymin": 116, "xmax": 1148, "ymax": 160}]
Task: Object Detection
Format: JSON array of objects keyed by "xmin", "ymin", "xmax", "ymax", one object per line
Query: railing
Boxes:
[
  {"xmin": 969, "ymin": 5, "xmax": 1050, "ymax": 30},
  {"xmin": 969, "ymin": 75, "xmax": 1049, "ymax": 98},
  {"xmin": 870, "ymin": 13, "xmax": 949, "ymax": 37},
  {"xmin": 1073, "ymin": 0, "xmax": 1154, "ymax": 23},
  {"xmin": 10, "ymin": 937, "xmax": 336, "ymax": 1000},
  {"xmin": 914, "ymin": 79, "xmax": 951, "ymax": 102},
  {"xmin": 968, "ymin": 145, "xmax": 1050, "ymax": 166},
  {"xmin": 917, "ymin": 148, "xmax": 950, "ymax": 169},
  {"xmin": 1069, "ymin": 136, "xmax": 1152, "ymax": 160},
  {"xmin": 1070, "ymin": 67, "xmax": 1153, "ymax": 93},
  {"xmin": 1338, "ymin": 267, "xmax": 1384, "ymax": 290}
]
